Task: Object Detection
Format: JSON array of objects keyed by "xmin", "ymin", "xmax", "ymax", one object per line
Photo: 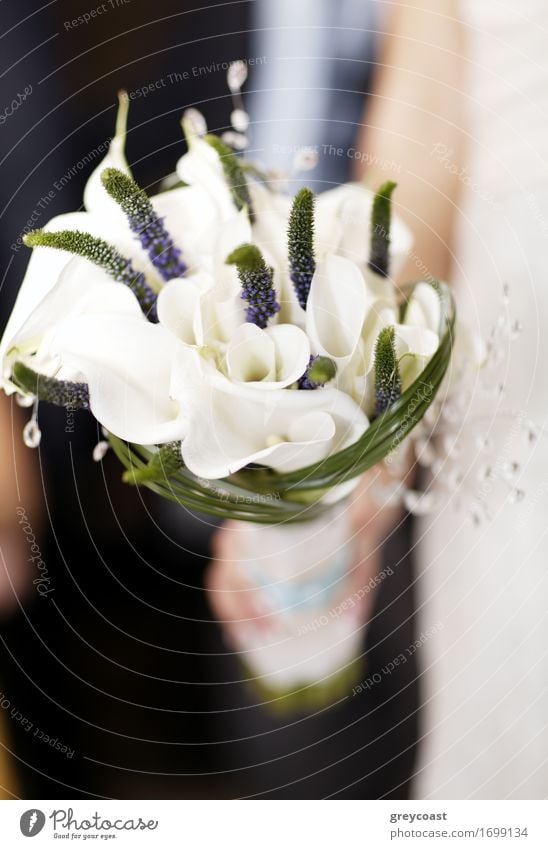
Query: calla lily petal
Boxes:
[
  {"xmin": 362, "ymin": 304, "xmax": 399, "ymax": 373},
  {"xmin": 394, "ymin": 324, "xmax": 439, "ymax": 359},
  {"xmin": 216, "ymin": 207, "xmax": 253, "ymax": 263},
  {"xmin": 404, "ymin": 281, "xmax": 442, "ymax": 333},
  {"xmin": 394, "ymin": 324, "xmax": 439, "ymax": 390},
  {"xmin": 176, "ymin": 136, "xmax": 236, "ymax": 219},
  {"xmin": 1, "ymin": 247, "xmax": 75, "ymax": 374},
  {"xmin": 225, "ymin": 323, "xmax": 310, "ymax": 389},
  {"xmin": 48, "ymin": 314, "xmax": 185, "ymax": 444},
  {"xmin": 201, "ymin": 288, "xmax": 246, "ymax": 345},
  {"xmin": 157, "ymin": 272, "xmax": 246, "ymax": 349},
  {"xmin": 1, "ymin": 257, "xmax": 142, "ymax": 388},
  {"xmin": 171, "ymin": 352, "xmax": 368, "ymax": 478},
  {"xmin": 266, "ymin": 324, "xmax": 311, "ymax": 388},
  {"xmin": 306, "ymin": 254, "xmax": 368, "ymax": 371},
  {"xmin": 0, "ymin": 210, "xmax": 123, "ymax": 365},
  {"xmin": 257, "ymin": 411, "xmax": 337, "ymax": 474},
  {"xmin": 83, "ymin": 91, "xmax": 131, "ymax": 220},
  {"xmin": 226, "ymin": 323, "xmax": 276, "ymax": 384},
  {"xmin": 156, "ymin": 273, "xmax": 211, "ymax": 347},
  {"xmin": 248, "ymin": 182, "xmax": 291, "ymax": 265},
  {"xmin": 151, "ymin": 185, "xmax": 219, "ymax": 270},
  {"xmin": 151, "ymin": 188, "xmax": 252, "ymax": 282}
]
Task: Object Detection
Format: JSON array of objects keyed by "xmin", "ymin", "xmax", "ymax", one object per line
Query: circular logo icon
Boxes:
[{"xmin": 20, "ymin": 809, "xmax": 46, "ymax": 837}]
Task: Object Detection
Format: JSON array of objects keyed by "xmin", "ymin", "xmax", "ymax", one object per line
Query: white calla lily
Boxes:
[
  {"xmin": 176, "ymin": 135, "xmax": 236, "ymax": 219},
  {"xmin": 394, "ymin": 324, "xmax": 440, "ymax": 390},
  {"xmin": 83, "ymin": 91, "xmax": 131, "ymax": 220},
  {"xmin": 306, "ymin": 254, "xmax": 369, "ymax": 374},
  {"xmin": 150, "ymin": 188, "xmax": 251, "ymax": 279},
  {"xmin": 47, "ymin": 312, "xmax": 186, "ymax": 445},
  {"xmin": 396, "ymin": 282, "xmax": 442, "ymax": 389},
  {"xmin": 1, "ymin": 257, "xmax": 142, "ymax": 390},
  {"xmin": 1, "ymin": 246, "xmax": 76, "ymax": 378},
  {"xmin": 1, "ymin": 196, "xmax": 165, "ymax": 364},
  {"xmin": 174, "ymin": 137, "xmax": 287, "ymax": 278},
  {"xmin": 403, "ymin": 281, "xmax": 442, "ymax": 333},
  {"xmin": 150, "ymin": 185, "xmax": 218, "ymax": 271},
  {"xmin": 157, "ymin": 272, "xmax": 245, "ymax": 349},
  {"xmin": 171, "ymin": 351, "xmax": 368, "ymax": 479},
  {"xmin": 226, "ymin": 323, "xmax": 276, "ymax": 383},
  {"xmin": 248, "ymin": 182, "xmax": 291, "ymax": 266},
  {"xmin": 156, "ymin": 273, "xmax": 212, "ymax": 347},
  {"xmin": 0, "ymin": 195, "xmax": 182, "ymax": 394},
  {"xmin": 345, "ymin": 303, "xmax": 398, "ymax": 413},
  {"xmin": 225, "ymin": 323, "xmax": 310, "ymax": 389},
  {"xmin": 362, "ymin": 266, "xmax": 401, "ymax": 306}
]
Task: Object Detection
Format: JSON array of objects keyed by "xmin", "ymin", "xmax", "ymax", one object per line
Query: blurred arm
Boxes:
[
  {"xmin": 0, "ymin": 394, "xmax": 41, "ymax": 612},
  {"xmin": 356, "ymin": 0, "xmax": 467, "ymax": 280}
]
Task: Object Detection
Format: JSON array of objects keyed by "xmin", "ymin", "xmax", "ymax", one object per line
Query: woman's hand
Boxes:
[{"xmin": 204, "ymin": 469, "xmax": 404, "ymax": 648}]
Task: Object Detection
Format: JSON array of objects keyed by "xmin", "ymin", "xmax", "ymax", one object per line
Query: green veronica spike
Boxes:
[
  {"xmin": 12, "ymin": 362, "xmax": 90, "ymax": 409},
  {"xmin": 374, "ymin": 326, "xmax": 401, "ymax": 415},
  {"xmin": 288, "ymin": 187, "xmax": 316, "ymax": 310},
  {"xmin": 101, "ymin": 168, "xmax": 187, "ymax": 280},
  {"xmin": 298, "ymin": 356, "xmax": 337, "ymax": 390},
  {"xmin": 23, "ymin": 229, "xmax": 158, "ymax": 319},
  {"xmin": 226, "ymin": 243, "xmax": 280, "ymax": 328},
  {"xmin": 368, "ymin": 180, "xmax": 397, "ymax": 279}
]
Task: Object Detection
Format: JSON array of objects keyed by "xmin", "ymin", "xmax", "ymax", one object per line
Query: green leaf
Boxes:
[{"xmin": 122, "ymin": 441, "xmax": 183, "ymax": 484}]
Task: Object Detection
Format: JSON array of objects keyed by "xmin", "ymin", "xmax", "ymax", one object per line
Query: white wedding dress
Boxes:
[{"xmin": 415, "ymin": 0, "xmax": 548, "ymax": 798}]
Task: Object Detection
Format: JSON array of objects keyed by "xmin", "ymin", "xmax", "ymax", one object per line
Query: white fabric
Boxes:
[{"xmin": 415, "ymin": 0, "xmax": 548, "ymax": 799}]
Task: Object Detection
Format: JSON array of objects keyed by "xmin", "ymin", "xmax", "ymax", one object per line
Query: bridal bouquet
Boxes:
[{"xmin": 1, "ymin": 86, "xmax": 454, "ymax": 706}]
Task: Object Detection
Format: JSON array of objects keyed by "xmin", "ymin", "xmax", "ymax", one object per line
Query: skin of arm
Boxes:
[
  {"xmin": 0, "ymin": 394, "xmax": 42, "ymax": 613},
  {"xmin": 357, "ymin": 0, "xmax": 467, "ymax": 281},
  {"xmin": 348, "ymin": 0, "xmax": 468, "ymax": 514}
]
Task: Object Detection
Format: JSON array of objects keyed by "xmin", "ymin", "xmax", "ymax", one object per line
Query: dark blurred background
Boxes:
[{"xmin": 0, "ymin": 0, "xmax": 419, "ymax": 799}]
